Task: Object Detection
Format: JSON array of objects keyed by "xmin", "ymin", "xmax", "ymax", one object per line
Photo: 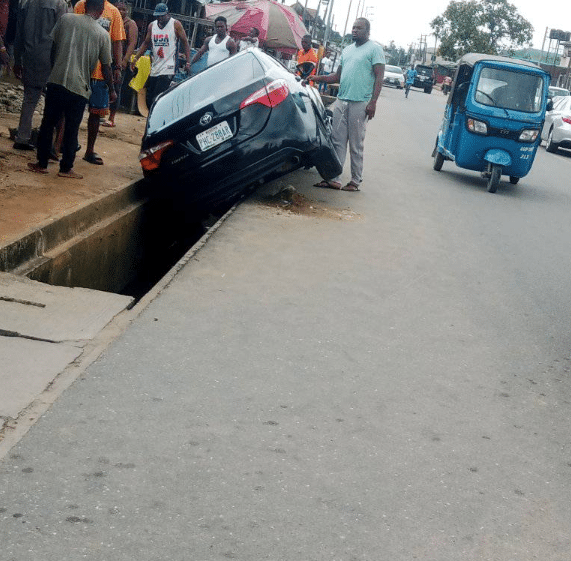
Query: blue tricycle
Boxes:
[{"xmin": 432, "ymin": 53, "xmax": 552, "ymax": 193}]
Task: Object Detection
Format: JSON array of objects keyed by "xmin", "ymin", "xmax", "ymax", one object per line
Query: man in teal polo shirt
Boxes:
[{"xmin": 310, "ymin": 18, "xmax": 385, "ymax": 191}]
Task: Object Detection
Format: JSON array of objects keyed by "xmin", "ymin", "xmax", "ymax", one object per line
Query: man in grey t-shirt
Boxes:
[
  {"xmin": 12, "ymin": 0, "xmax": 68, "ymax": 150},
  {"xmin": 28, "ymin": 0, "xmax": 115, "ymax": 179}
]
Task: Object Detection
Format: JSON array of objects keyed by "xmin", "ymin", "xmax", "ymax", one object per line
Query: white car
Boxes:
[
  {"xmin": 383, "ymin": 65, "xmax": 404, "ymax": 89},
  {"xmin": 547, "ymin": 86, "xmax": 570, "ymax": 100},
  {"xmin": 541, "ymin": 95, "xmax": 571, "ymax": 153}
]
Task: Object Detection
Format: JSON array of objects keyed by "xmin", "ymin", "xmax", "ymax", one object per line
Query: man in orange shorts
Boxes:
[{"xmin": 74, "ymin": 0, "xmax": 125, "ymax": 165}]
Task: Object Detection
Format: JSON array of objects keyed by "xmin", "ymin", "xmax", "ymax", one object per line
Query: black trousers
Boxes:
[
  {"xmin": 37, "ymin": 83, "xmax": 87, "ymax": 172},
  {"xmin": 145, "ymin": 75, "xmax": 173, "ymax": 111}
]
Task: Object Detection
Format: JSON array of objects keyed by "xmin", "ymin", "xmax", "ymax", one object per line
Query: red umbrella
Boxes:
[{"xmin": 205, "ymin": 0, "xmax": 308, "ymax": 51}]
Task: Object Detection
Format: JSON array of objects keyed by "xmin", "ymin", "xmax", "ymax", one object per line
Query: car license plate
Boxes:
[{"xmin": 196, "ymin": 121, "xmax": 233, "ymax": 151}]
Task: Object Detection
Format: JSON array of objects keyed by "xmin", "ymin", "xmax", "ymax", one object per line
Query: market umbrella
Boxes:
[{"xmin": 205, "ymin": 0, "xmax": 308, "ymax": 51}]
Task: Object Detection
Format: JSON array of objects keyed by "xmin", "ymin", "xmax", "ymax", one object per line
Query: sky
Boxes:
[{"xmin": 302, "ymin": 0, "xmax": 560, "ymax": 52}]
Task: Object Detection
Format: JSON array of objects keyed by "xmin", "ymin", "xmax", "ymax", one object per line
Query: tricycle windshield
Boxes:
[{"xmin": 474, "ymin": 67, "xmax": 544, "ymax": 113}]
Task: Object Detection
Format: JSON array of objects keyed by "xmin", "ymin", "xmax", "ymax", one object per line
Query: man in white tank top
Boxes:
[
  {"xmin": 190, "ymin": 16, "xmax": 237, "ymax": 69},
  {"xmin": 131, "ymin": 3, "xmax": 190, "ymax": 109}
]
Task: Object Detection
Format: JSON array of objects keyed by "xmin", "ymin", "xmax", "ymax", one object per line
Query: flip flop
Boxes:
[
  {"xmin": 58, "ymin": 170, "xmax": 83, "ymax": 179},
  {"xmin": 314, "ymin": 180, "xmax": 342, "ymax": 189},
  {"xmin": 27, "ymin": 162, "xmax": 48, "ymax": 174},
  {"xmin": 83, "ymin": 152, "xmax": 104, "ymax": 165},
  {"xmin": 101, "ymin": 121, "xmax": 115, "ymax": 128},
  {"xmin": 341, "ymin": 182, "xmax": 360, "ymax": 192}
]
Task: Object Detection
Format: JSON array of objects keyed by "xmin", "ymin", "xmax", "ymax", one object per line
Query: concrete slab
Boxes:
[
  {"xmin": 0, "ymin": 273, "xmax": 133, "ymax": 342},
  {"xmin": 0, "ymin": 337, "xmax": 82, "ymax": 418},
  {"xmin": 1, "ymin": 272, "xmax": 133, "ymax": 423}
]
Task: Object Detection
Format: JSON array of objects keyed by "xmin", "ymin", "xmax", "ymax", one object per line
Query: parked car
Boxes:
[
  {"xmin": 547, "ymin": 86, "xmax": 570, "ymax": 100},
  {"xmin": 139, "ymin": 49, "xmax": 342, "ymax": 214},
  {"xmin": 413, "ymin": 64, "xmax": 435, "ymax": 93},
  {"xmin": 541, "ymin": 95, "xmax": 571, "ymax": 153},
  {"xmin": 383, "ymin": 65, "xmax": 404, "ymax": 88}
]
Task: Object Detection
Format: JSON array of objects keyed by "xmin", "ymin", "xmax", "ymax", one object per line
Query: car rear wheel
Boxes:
[
  {"xmin": 313, "ymin": 111, "xmax": 342, "ymax": 180},
  {"xmin": 546, "ymin": 128, "xmax": 560, "ymax": 153},
  {"xmin": 509, "ymin": 176, "xmax": 519, "ymax": 185}
]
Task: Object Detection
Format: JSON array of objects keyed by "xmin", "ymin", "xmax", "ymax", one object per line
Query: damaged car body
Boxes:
[{"xmin": 139, "ymin": 49, "xmax": 342, "ymax": 213}]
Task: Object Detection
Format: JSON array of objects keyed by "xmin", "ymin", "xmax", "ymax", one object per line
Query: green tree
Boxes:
[{"xmin": 430, "ymin": 0, "xmax": 533, "ymax": 60}]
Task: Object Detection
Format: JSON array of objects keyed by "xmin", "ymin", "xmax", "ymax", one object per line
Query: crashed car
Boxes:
[{"xmin": 139, "ymin": 49, "xmax": 342, "ymax": 213}]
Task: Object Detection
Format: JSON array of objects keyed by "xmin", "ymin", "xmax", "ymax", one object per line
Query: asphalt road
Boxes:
[{"xmin": 1, "ymin": 86, "xmax": 570, "ymax": 560}]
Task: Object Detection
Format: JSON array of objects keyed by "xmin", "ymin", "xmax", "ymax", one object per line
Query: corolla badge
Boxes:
[{"xmin": 200, "ymin": 112, "xmax": 213, "ymax": 126}]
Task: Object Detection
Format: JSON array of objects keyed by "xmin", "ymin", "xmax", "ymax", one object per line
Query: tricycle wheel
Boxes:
[
  {"xmin": 433, "ymin": 150, "xmax": 445, "ymax": 171},
  {"xmin": 487, "ymin": 164, "xmax": 501, "ymax": 193},
  {"xmin": 509, "ymin": 176, "xmax": 519, "ymax": 185}
]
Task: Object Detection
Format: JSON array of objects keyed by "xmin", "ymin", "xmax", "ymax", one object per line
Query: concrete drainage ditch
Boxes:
[{"xmin": 0, "ymin": 179, "xmax": 229, "ymax": 299}]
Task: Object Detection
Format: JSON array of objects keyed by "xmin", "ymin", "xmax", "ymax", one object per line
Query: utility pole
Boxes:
[
  {"xmin": 539, "ymin": 27, "xmax": 549, "ymax": 62},
  {"xmin": 418, "ymin": 34, "xmax": 427, "ymax": 63},
  {"xmin": 311, "ymin": 0, "xmax": 323, "ymax": 38},
  {"xmin": 323, "ymin": 0, "xmax": 335, "ymax": 47},
  {"xmin": 341, "ymin": 0, "xmax": 354, "ymax": 45}
]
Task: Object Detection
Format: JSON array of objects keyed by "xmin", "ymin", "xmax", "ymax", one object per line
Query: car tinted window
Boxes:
[
  {"xmin": 386, "ymin": 65, "xmax": 402, "ymax": 73},
  {"xmin": 475, "ymin": 67, "xmax": 544, "ymax": 112},
  {"xmin": 148, "ymin": 53, "xmax": 266, "ymax": 131},
  {"xmin": 416, "ymin": 66, "xmax": 433, "ymax": 76}
]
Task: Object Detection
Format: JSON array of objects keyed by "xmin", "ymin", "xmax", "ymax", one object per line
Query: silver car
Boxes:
[
  {"xmin": 383, "ymin": 65, "xmax": 404, "ymax": 89},
  {"xmin": 548, "ymin": 86, "xmax": 570, "ymax": 100},
  {"xmin": 542, "ymin": 95, "xmax": 571, "ymax": 153}
]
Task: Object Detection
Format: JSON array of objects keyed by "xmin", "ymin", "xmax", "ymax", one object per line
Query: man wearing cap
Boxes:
[
  {"xmin": 74, "ymin": 0, "xmax": 125, "ymax": 165},
  {"xmin": 131, "ymin": 3, "xmax": 191, "ymax": 109}
]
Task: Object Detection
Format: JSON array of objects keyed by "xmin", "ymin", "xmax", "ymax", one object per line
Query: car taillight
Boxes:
[
  {"xmin": 240, "ymin": 79, "xmax": 289, "ymax": 110},
  {"xmin": 562, "ymin": 116, "xmax": 571, "ymax": 125},
  {"xmin": 139, "ymin": 140, "xmax": 174, "ymax": 172}
]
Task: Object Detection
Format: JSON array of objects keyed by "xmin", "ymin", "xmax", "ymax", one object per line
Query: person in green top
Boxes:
[{"xmin": 310, "ymin": 18, "xmax": 385, "ymax": 191}]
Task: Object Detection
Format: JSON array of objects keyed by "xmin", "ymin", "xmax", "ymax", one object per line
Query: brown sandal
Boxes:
[
  {"xmin": 27, "ymin": 162, "xmax": 48, "ymax": 174},
  {"xmin": 58, "ymin": 170, "xmax": 83, "ymax": 179},
  {"xmin": 341, "ymin": 182, "xmax": 360, "ymax": 192}
]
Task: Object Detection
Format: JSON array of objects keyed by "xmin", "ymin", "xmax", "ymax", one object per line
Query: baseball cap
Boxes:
[{"xmin": 153, "ymin": 3, "xmax": 168, "ymax": 16}]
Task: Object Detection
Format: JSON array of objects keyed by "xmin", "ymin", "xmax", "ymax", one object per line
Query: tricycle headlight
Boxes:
[
  {"xmin": 467, "ymin": 118, "xmax": 488, "ymax": 135},
  {"xmin": 519, "ymin": 129, "xmax": 539, "ymax": 142}
]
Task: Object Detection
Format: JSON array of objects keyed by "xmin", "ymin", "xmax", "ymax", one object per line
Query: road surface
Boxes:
[{"xmin": 1, "ymin": 86, "xmax": 570, "ymax": 560}]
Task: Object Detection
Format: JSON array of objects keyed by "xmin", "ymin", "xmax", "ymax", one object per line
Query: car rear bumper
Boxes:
[{"xmin": 146, "ymin": 145, "xmax": 310, "ymax": 210}]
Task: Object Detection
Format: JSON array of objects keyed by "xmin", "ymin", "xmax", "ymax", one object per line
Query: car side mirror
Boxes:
[{"xmin": 546, "ymin": 99, "xmax": 553, "ymax": 111}]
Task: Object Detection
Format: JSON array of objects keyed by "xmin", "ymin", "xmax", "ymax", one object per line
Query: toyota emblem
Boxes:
[{"xmin": 200, "ymin": 113, "xmax": 213, "ymax": 126}]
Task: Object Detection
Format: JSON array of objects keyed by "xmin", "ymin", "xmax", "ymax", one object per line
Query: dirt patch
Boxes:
[
  {"xmin": 255, "ymin": 186, "xmax": 360, "ymax": 221},
  {"xmin": 0, "ymin": 106, "xmax": 145, "ymax": 246}
]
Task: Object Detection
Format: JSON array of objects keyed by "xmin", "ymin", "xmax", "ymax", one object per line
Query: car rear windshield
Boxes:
[
  {"xmin": 147, "ymin": 53, "xmax": 266, "ymax": 132},
  {"xmin": 416, "ymin": 66, "xmax": 433, "ymax": 76},
  {"xmin": 386, "ymin": 65, "xmax": 402, "ymax": 74},
  {"xmin": 475, "ymin": 67, "xmax": 544, "ymax": 113}
]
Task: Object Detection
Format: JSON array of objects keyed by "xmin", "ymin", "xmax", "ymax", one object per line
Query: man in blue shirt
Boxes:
[
  {"xmin": 405, "ymin": 67, "xmax": 417, "ymax": 98},
  {"xmin": 310, "ymin": 18, "xmax": 385, "ymax": 191}
]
